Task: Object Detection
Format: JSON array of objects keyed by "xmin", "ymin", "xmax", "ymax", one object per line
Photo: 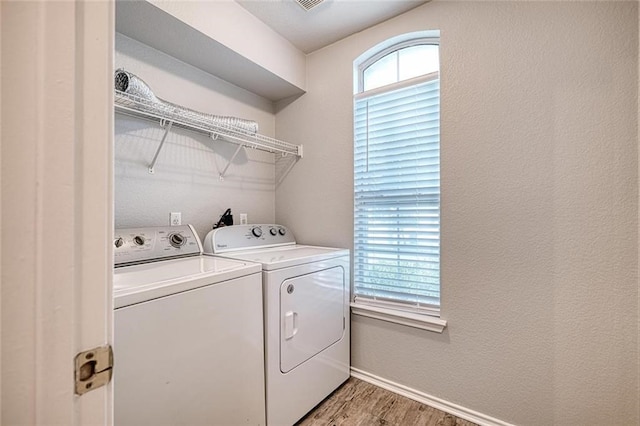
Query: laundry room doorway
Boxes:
[{"xmin": 1, "ymin": 1, "xmax": 115, "ymax": 424}]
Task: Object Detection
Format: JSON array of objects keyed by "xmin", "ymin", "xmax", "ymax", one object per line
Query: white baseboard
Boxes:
[{"xmin": 350, "ymin": 367, "xmax": 514, "ymax": 426}]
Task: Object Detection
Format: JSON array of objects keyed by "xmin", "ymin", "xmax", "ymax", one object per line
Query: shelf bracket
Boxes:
[
  {"xmin": 148, "ymin": 120, "xmax": 173, "ymax": 174},
  {"xmin": 219, "ymin": 144, "xmax": 245, "ymax": 181},
  {"xmin": 276, "ymin": 155, "xmax": 299, "ymax": 187}
]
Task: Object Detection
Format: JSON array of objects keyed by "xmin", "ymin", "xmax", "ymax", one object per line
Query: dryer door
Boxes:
[{"xmin": 280, "ymin": 265, "xmax": 345, "ymax": 373}]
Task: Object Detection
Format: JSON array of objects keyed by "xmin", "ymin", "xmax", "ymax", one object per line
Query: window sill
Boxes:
[{"xmin": 350, "ymin": 302, "xmax": 447, "ymax": 333}]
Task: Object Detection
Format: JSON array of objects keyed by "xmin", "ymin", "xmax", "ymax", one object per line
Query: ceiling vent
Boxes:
[{"xmin": 295, "ymin": 0, "xmax": 324, "ymax": 11}]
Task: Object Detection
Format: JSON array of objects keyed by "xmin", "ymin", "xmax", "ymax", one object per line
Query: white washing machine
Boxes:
[
  {"xmin": 113, "ymin": 225, "xmax": 266, "ymax": 426},
  {"xmin": 203, "ymin": 224, "xmax": 350, "ymax": 426}
]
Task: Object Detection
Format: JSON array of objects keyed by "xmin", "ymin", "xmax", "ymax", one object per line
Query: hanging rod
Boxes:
[{"xmin": 114, "ymin": 90, "xmax": 304, "ymax": 163}]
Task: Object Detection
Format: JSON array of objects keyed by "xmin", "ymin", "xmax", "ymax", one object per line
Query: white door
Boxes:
[
  {"xmin": 1, "ymin": 1, "xmax": 114, "ymax": 424},
  {"xmin": 280, "ymin": 266, "xmax": 346, "ymax": 373}
]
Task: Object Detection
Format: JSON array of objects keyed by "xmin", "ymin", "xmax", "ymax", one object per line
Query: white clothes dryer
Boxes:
[
  {"xmin": 203, "ymin": 224, "xmax": 350, "ymax": 426},
  {"xmin": 113, "ymin": 225, "xmax": 265, "ymax": 426}
]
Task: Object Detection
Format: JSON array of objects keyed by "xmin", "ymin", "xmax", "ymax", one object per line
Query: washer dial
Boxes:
[{"xmin": 169, "ymin": 233, "xmax": 185, "ymax": 248}]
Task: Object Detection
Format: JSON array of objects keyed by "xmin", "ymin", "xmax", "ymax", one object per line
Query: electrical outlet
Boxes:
[
  {"xmin": 240, "ymin": 213, "xmax": 248, "ymax": 225},
  {"xmin": 170, "ymin": 212, "xmax": 182, "ymax": 226}
]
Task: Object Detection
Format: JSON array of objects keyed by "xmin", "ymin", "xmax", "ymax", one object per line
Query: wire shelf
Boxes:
[{"xmin": 114, "ymin": 90, "xmax": 303, "ymax": 158}]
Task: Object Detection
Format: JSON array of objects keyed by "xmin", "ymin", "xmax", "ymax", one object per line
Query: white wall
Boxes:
[
  {"xmin": 149, "ymin": 0, "xmax": 306, "ymax": 90},
  {"xmin": 275, "ymin": 1, "xmax": 639, "ymax": 425},
  {"xmin": 115, "ymin": 34, "xmax": 278, "ymax": 238}
]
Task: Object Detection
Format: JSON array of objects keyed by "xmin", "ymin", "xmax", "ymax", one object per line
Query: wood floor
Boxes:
[{"xmin": 296, "ymin": 378, "xmax": 478, "ymax": 426}]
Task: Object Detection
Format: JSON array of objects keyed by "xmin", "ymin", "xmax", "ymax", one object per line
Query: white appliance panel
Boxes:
[
  {"xmin": 214, "ymin": 245, "xmax": 348, "ymax": 270},
  {"xmin": 204, "ymin": 224, "xmax": 296, "ymax": 253},
  {"xmin": 280, "ymin": 266, "xmax": 345, "ymax": 373},
  {"xmin": 113, "ymin": 256, "xmax": 260, "ymax": 308},
  {"xmin": 114, "ymin": 224, "xmax": 202, "ymax": 266},
  {"xmin": 202, "ymin": 224, "xmax": 350, "ymax": 426},
  {"xmin": 264, "ymin": 257, "xmax": 350, "ymax": 426},
  {"xmin": 114, "ymin": 273, "xmax": 265, "ymax": 426}
]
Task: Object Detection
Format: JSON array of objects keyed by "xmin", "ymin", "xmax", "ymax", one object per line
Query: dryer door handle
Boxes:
[{"xmin": 284, "ymin": 311, "xmax": 298, "ymax": 340}]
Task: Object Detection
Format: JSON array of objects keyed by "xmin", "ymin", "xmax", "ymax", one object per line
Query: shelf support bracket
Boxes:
[
  {"xmin": 219, "ymin": 144, "xmax": 245, "ymax": 181},
  {"xmin": 148, "ymin": 120, "xmax": 173, "ymax": 174},
  {"xmin": 276, "ymin": 155, "xmax": 299, "ymax": 187}
]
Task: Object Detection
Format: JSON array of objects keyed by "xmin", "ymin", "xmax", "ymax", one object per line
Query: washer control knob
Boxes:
[
  {"xmin": 278, "ymin": 227, "xmax": 286, "ymax": 236},
  {"xmin": 114, "ymin": 237, "xmax": 124, "ymax": 248},
  {"xmin": 269, "ymin": 228, "xmax": 278, "ymax": 236},
  {"xmin": 169, "ymin": 233, "xmax": 185, "ymax": 248},
  {"xmin": 251, "ymin": 227, "xmax": 262, "ymax": 238},
  {"xmin": 133, "ymin": 235, "xmax": 145, "ymax": 246}
]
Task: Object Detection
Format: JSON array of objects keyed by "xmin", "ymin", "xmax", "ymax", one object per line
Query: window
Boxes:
[{"xmin": 352, "ymin": 34, "xmax": 445, "ymax": 331}]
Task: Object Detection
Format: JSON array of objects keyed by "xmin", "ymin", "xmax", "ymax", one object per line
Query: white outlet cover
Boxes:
[{"xmin": 170, "ymin": 212, "xmax": 182, "ymax": 226}]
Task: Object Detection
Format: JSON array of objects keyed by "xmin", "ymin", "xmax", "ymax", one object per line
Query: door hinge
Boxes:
[{"xmin": 74, "ymin": 345, "xmax": 113, "ymax": 395}]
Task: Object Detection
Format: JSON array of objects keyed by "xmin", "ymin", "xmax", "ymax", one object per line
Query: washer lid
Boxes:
[
  {"xmin": 215, "ymin": 245, "xmax": 349, "ymax": 270},
  {"xmin": 114, "ymin": 256, "xmax": 261, "ymax": 308}
]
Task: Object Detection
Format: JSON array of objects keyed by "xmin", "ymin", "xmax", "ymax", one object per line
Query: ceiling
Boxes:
[{"xmin": 235, "ymin": 0, "xmax": 430, "ymax": 54}]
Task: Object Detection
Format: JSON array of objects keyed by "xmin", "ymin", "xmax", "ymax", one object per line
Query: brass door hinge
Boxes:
[{"xmin": 74, "ymin": 345, "xmax": 113, "ymax": 395}]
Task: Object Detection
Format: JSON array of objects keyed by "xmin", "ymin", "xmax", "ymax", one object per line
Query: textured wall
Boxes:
[
  {"xmin": 115, "ymin": 34, "xmax": 278, "ymax": 239},
  {"xmin": 275, "ymin": 2, "xmax": 639, "ymax": 424}
]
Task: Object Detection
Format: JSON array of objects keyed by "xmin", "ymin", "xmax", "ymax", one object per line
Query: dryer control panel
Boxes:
[
  {"xmin": 114, "ymin": 225, "xmax": 202, "ymax": 267},
  {"xmin": 204, "ymin": 224, "xmax": 296, "ymax": 254}
]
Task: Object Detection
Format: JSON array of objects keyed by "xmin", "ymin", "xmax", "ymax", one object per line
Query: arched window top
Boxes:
[{"xmin": 355, "ymin": 32, "xmax": 440, "ymax": 94}]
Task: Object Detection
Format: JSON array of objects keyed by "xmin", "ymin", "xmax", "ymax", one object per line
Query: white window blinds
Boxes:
[{"xmin": 353, "ymin": 75, "xmax": 440, "ymax": 310}]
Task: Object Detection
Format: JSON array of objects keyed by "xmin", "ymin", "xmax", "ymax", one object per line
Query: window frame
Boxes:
[
  {"xmin": 356, "ymin": 37, "xmax": 440, "ymax": 93},
  {"xmin": 351, "ymin": 35, "xmax": 446, "ymax": 333}
]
